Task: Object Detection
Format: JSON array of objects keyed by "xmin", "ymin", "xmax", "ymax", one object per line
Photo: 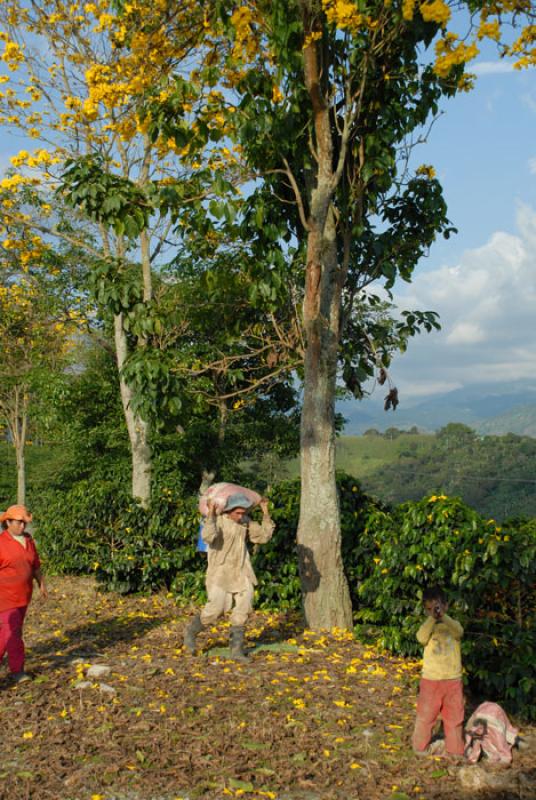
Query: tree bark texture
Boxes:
[
  {"xmin": 6, "ymin": 384, "xmax": 28, "ymax": 506},
  {"xmin": 114, "ymin": 313, "xmax": 152, "ymax": 506},
  {"xmin": 16, "ymin": 443, "xmax": 26, "ymax": 507},
  {"xmin": 296, "ymin": 32, "xmax": 353, "ymax": 630},
  {"xmin": 297, "ymin": 201, "xmax": 353, "ymax": 630}
]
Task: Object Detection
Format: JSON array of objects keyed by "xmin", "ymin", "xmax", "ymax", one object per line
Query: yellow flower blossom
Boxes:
[
  {"xmin": 420, "ymin": 0, "xmax": 451, "ymax": 27},
  {"xmin": 272, "ymin": 85, "xmax": 284, "ymax": 103},
  {"xmin": 402, "ymin": 0, "xmax": 417, "ymax": 20},
  {"xmin": 322, "ymin": 0, "xmax": 366, "ymax": 31}
]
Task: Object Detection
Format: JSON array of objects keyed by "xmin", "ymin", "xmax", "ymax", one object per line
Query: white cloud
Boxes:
[
  {"xmin": 529, "ymin": 157, "xmax": 536, "ymax": 175},
  {"xmin": 447, "ymin": 321, "xmax": 486, "ymax": 345},
  {"xmin": 399, "ymin": 380, "xmax": 463, "ymax": 399},
  {"xmin": 389, "ymin": 204, "xmax": 536, "ymax": 398},
  {"xmin": 472, "ymin": 61, "xmax": 515, "ymax": 76}
]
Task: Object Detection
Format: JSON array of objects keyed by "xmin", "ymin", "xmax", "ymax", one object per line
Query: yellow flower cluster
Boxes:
[
  {"xmin": 402, "ymin": 0, "xmax": 417, "ymax": 20},
  {"xmin": 477, "ymin": 19, "xmax": 501, "ymax": 41},
  {"xmin": 272, "ymin": 85, "xmax": 284, "ymax": 104},
  {"xmin": 83, "ymin": 62, "xmax": 131, "ymax": 116},
  {"xmin": 94, "ymin": 12, "xmax": 115, "ymax": 32},
  {"xmin": 419, "ymin": 0, "xmax": 451, "ymax": 27},
  {"xmin": 0, "ymin": 173, "xmax": 37, "ymax": 191},
  {"xmin": 75, "ymin": 4, "xmax": 201, "ymax": 136},
  {"xmin": 508, "ymin": 24, "xmax": 536, "ymax": 69},
  {"xmin": 10, "ymin": 148, "xmax": 62, "ymax": 168},
  {"xmin": 434, "ymin": 33, "xmax": 479, "ymax": 78},
  {"xmin": 302, "ymin": 30, "xmax": 323, "ymax": 50},
  {"xmin": 230, "ymin": 5, "xmax": 260, "ymax": 62},
  {"xmin": 322, "ymin": 0, "xmax": 366, "ymax": 31},
  {"xmin": 1, "ymin": 228, "xmax": 45, "ymax": 269},
  {"xmin": 416, "ymin": 164, "xmax": 436, "ymax": 179},
  {"xmin": 1, "ymin": 37, "xmax": 25, "ymax": 71}
]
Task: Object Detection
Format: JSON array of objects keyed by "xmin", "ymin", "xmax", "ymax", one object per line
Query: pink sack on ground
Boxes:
[
  {"xmin": 198, "ymin": 482, "xmax": 262, "ymax": 517},
  {"xmin": 464, "ymin": 702, "xmax": 519, "ymax": 765}
]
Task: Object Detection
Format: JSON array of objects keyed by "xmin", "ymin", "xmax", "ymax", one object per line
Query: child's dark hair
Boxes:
[{"xmin": 422, "ymin": 585, "xmax": 447, "ymax": 604}]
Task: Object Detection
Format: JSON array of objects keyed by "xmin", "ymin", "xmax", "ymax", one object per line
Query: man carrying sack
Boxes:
[{"xmin": 184, "ymin": 492, "xmax": 274, "ymax": 661}]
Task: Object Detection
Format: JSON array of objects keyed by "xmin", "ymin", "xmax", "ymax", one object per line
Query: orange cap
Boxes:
[{"xmin": 0, "ymin": 504, "xmax": 32, "ymax": 524}]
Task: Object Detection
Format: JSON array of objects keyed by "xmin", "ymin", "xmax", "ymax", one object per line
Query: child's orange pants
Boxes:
[{"xmin": 412, "ymin": 677, "xmax": 465, "ymax": 755}]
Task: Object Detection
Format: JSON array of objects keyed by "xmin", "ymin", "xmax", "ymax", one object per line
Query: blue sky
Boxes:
[{"xmin": 366, "ymin": 54, "xmax": 536, "ymax": 408}]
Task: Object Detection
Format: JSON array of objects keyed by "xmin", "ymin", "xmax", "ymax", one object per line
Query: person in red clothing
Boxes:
[{"xmin": 0, "ymin": 504, "xmax": 47, "ymax": 683}]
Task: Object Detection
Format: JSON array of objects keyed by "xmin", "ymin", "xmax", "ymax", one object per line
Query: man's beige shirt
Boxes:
[{"xmin": 202, "ymin": 513, "xmax": 275, "ymax": 593}]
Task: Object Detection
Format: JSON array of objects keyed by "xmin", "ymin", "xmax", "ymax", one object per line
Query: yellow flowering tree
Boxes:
[{"xmin": 0, "ymin": 0, "xmax": 239, "ymax": 505}]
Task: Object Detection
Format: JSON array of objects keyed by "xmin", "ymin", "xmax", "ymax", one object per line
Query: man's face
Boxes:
[{"xmin": 227, "ymin": 507, "xmax": 247, "ymax": 523}]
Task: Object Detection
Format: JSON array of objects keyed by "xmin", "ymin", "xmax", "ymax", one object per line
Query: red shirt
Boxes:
[{"xmin": 0, "ymin": 531, "xmax": 41, "ymax": 612}]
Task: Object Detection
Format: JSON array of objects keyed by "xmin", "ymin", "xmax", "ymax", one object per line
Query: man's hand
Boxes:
[
  {"xmin": 259, "ymin": 497, "xmax": 270, "ymax": 516},
  {"xmin": 206, "ymin": 497, "xmax": 216, "ymax": 518}
]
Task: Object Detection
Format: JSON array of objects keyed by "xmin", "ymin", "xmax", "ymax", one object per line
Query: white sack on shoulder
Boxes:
[{"xmin": 198, "ymin": 482, "xmax": 262, "ymax": 517}]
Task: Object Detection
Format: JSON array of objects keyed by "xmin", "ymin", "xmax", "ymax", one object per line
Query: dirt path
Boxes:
[{"xmin": 1, "ymin": 577, "xmax": 533, "ymax": 800}]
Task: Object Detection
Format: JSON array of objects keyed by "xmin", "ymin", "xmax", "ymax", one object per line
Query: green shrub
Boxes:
[
  {"xmin": 30, "ymin": 480, "xmax": 119, "ymax": 575},
  {"xmin": 31, "ymin": 479, "xmax": 206, "ymax": 597},
  {"xmin": 356, "ymin": 494, "xmax": 536, "ymax": 719},
  {"xmin": 31, "ymin": 472, "xmax": 535, "ymax": 719}
]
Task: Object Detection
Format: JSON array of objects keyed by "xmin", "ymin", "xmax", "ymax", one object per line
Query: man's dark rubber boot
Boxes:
[
  {"xmin": 230, "ymin": 626, "xmax": 249, "ymax": 662},
  {"xmin": 183, "ymin": 614, "xmax": 204, "ymax": 654}
]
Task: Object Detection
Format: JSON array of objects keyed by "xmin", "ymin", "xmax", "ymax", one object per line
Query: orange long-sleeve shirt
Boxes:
[{"xmin": 0, "ymin": 531, "xmax": 41, "ymax": 612}]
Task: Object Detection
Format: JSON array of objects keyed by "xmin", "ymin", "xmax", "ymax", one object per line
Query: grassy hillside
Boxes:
[
  {"xmin": 278, "ymin": 429, "xmax": 536, "ymax": 521},
  {"xmin": 335, "ymin": 432, "xmax": 433, "ymax": 476},
  {"xmin": 279, "ymin": 431, "xmax": 434, "ymax": 481}
]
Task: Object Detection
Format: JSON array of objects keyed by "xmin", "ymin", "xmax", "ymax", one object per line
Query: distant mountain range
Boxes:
[{"xmin": 339, "ymin": 380, "xmax": 536, "ymax": 436}]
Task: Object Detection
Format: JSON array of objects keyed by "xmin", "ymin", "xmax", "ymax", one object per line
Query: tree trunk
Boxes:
[
  {"xmin": 297, "ymin": 334, "xmax": 353, "ymax": 629},
  {"xmin": 7, "ymin": 384, "xmax": 29, "ymax": 506},
  {"xmin": 114, "ymin": 312, "xmax": 152, "ymax": 506},
  {"xmin": 297, "ymin": 197, "xmax": 353, "ymax": 630},
  {"xmin": 295, "ymin": 32, "xmax": 354, "ymax": 630},
  {"xmin": 15, "ymin": 442, "xmax": 26, "ymax": 506}
]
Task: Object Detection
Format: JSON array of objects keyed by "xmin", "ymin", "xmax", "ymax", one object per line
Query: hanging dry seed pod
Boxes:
[
  {"xmin": 384, "ymin": 387, "xmax": 399, "ymax": 411},
  {"xmin": 378, "ymin": 367, "xmax": 388, "ymax": 386}
]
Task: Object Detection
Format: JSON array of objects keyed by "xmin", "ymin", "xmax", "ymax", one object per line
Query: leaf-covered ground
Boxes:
[{"xmin": 2, "ymin": 577, "xmax": 534, "ymax": 800}]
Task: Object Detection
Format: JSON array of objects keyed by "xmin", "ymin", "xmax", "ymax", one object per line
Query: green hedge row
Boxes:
[{"xmin": 31, "ymin": 476, "xmax": 536, "ymax": 719}]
